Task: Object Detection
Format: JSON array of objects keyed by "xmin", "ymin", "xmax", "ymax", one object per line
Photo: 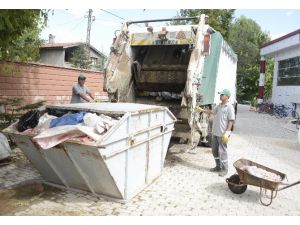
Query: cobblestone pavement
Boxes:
[{"xmin": 0, "ymin": 105, "xmax": 300, "ymax": 216}]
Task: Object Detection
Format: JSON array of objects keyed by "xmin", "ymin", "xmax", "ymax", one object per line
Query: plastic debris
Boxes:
[
  {"xmin": 49, "ymin": 112, "xmax": 85, "ymax": 128},
  {"xmin": 0, "ymin": 132, "xmax": 12, "ymax": 160}
]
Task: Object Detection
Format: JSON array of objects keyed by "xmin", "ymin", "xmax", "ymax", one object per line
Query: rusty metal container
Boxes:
[{"xmin": 3, "ymin": 103, "xmax": 176, "ymax": 201}]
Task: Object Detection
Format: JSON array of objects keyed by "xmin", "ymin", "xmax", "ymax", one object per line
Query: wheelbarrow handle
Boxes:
[{"xmin": 278, "ymin": 180, "xmax": 300, "ymax": 191}]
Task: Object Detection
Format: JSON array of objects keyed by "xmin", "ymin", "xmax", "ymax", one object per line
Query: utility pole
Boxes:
[{"xmin": 85, "ymin": 9, "xmax": 94, "ymax": 56}]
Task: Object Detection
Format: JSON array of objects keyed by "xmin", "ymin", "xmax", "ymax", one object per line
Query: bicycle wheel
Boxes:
[
  {"xmin": 274, "ymin": 110, "xmax": 282, "ymax": 118},
  {"xmin": 275, "ymin": 105, "xmax": 285, "ymax": 118},
  {"xmin": 268, "ymin": 106, "xmax": 274, "ymax": 116},
  {"xmin": 291, "ymin": 111, "xmax": 300, "ymax": 130},
  {"xmin": 291, "ymin": 110, "xmax": 299, "ymax": 119},
  {"xmin": 258, "ymin": 104, "xmax": 264, "ymax": 113}
]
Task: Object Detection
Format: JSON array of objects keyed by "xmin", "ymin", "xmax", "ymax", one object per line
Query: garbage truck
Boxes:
[{"xmin": 104, "ymin": 14, "xmax": 238, "ymax": 147}]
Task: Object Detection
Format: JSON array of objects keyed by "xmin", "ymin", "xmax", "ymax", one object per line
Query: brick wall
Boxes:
[{"xmin": 0, "ymin": 62, "xmax": 107, "ymax": 105}]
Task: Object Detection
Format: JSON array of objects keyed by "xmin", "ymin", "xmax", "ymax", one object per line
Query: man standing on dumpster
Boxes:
[
  {"xmin": 70, "ymin": 74, "xmax": 94, "ymax": 103},
  {"xmin": 196, "ymin": 89, "xmax": 235, "ymax": 177}
]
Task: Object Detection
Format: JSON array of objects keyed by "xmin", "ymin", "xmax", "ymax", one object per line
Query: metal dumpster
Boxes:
[{"xmin": 3, "ymin": 103, "xmax": 176, "ymax": 201}]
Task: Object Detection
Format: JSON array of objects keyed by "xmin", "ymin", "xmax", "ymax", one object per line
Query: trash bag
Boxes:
[
  {"xmin": 83, "ymin": 113, "xmax": 118, "ymax": 134},
  {"xmin": 49, "ymin": 112, "xmax": 85, "ymax": 128},
  {"xmin": 0, "ymin": 132, "xmax": 12, "ymax": 160},
  {"xmin": 83, "ymin": 113, "xmax": 102, "ymax": 127},
  {"xmin": 35, "ymin": 113, "xmax": 57, "ymax": 133},
  {"xmin": 17, "ymin": 110, "xmax": 40, "ymax": 132}
]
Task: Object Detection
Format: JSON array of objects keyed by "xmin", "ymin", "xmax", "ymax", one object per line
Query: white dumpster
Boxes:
[{"xmin": 3, "ymin": 103, "xmax": 176, "ymax": 201}]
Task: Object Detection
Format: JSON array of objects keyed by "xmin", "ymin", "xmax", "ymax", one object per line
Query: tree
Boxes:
[
  {"xmin": 95, "ymin": 57, "xmax": 106, "ymax": 71},
  {"xmin": 70, "ymin": 44, "xmax": 92, "ymax": 70},
  {"xmin": 264, "ymin": 59, "xmax": 274, "ymax": 98},
  {"xmin": 227, "ymin": 16, "xmax": 270, "ymax": 102},
  {"xmin": 172, "ymin": 9, "xmax": 235, "ymax": 39},
  {"xmin": 10, "ymin": 27, "xmax": 45, "ymax": 62},
  {"xmin": 0, "ymin": 9, "xmax": 48, "ymax": 62}
]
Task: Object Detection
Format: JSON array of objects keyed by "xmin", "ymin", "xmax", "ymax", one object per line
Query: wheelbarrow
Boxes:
[{"xmin": 226, "ymin": 158, "xmax": 300, "ymax": 206}]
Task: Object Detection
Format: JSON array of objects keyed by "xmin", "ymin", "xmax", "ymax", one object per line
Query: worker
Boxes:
[
  {"xmin": 70, "ymin": 74, "xmax": 94, "ymax": 103},
  {"xmin": 196, "ymin": 89, "xmax": 235, "ymax": 177}
]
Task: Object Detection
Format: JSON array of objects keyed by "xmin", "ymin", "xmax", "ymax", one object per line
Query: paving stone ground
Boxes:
[{"xmin": 1, "ymin": 104, "xmax": 300, "ymax": 215}]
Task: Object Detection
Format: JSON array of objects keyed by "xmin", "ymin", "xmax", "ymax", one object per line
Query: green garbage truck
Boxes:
[{"xmin": 104, "ymin": 14, "xmax": 238, "ymax": 147}]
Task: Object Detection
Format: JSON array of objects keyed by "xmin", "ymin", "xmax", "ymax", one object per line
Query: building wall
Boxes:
[
  {"xmin": 261, "ymin": 33, "xmax": 300, "ymax": 56},
  {"xmin": 271, "ymin": 46, "xmax": 300, "ymax": 113},
  {"xmin": 88, "ymin": 48, "xmax": 107, "ymax": 71},
  {"xmin": 0, "ymin": 62, "xmax": 107, "ymax": 106},
  {"xmin": 39, "ymin": 46, "xmax": 107, "ymax": 71},
  {"xmin": 39, "ymin": 49, "xmax": 65, "ymax": 67}
]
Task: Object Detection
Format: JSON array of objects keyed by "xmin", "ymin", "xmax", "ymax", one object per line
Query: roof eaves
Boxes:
[{"xmin": 260, "ymin": 28, "xmax": 300, "ymax": 49}]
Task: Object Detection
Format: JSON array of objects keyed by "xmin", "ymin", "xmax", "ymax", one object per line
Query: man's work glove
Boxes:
[
  {"xmin": 91, "ymin": 99, "xmax": 100, "ymax": 103},
  {"xmin": 195, "ymin": 105, "xmax": 204, "ymax": 112},
  {"xmin": 221, "ymin": 131, "xmax": 231, "ymax": 143}
]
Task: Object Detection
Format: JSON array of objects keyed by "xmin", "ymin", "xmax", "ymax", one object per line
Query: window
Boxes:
[
  {"xmin": 90, "ymin": 57, "xmax": 98, "ymax": 66},
  {"xmin": 64, "ymin": 48, "xmax": 73, "ymax": 62},
  {"xmin": 278, "ymin": 56, "xmax": 300, "ymax": 86}
]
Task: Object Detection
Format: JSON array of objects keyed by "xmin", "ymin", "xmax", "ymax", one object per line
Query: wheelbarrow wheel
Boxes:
[{"xmin": 226, "ymin": 174, "xmax": 247, "ymax": 194}]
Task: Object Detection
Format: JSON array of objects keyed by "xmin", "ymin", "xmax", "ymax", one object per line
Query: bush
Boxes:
[{"xmin": 0, "ymin": 97, "xmax": 45, "ymax": 130}]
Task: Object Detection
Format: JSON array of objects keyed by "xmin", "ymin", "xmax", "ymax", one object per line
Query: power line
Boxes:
[
  {"xmin": 69, "ymin": 17, "xmax": 85, "ymax": 32},
  {"xmin": 100, "ymin": 9, "xmax": 126, "ymax": 21},
  {"xmin": 100, "ymin": 9, "xmax": 142, "ymax": 28},
  {"xmin": 53, "ymin": 17, "xmax": 83, "ymax": 27}
]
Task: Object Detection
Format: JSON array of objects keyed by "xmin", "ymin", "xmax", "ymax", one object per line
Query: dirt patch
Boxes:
[{"xmin": 0, "ymin": 181, "xmax": 62, "ymax": 215}]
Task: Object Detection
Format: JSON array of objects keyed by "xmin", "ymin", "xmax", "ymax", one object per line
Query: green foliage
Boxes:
[
  {"xmin": 0, "ymin": 97, "xmax": 45, "ymax": 130},
  {"xmin": 0, "ymin": 97, "xmax": 23, "ymax": 129},
  {"xmin": 16, "ymin": 100, "xmax": 46, "ymax": 112},
  {"xmin": 11, "ymin": 28, "xmax": 46, "ymax": 62},
  {"xmin": 251, "ymin": 96, "xmax": 258, "ymax": 107},
  {"xmin": 95, "ymin": 57, "xmax": 107, "ymax": 71},
  {"xmin": 70, "ymin": 44, "xmax": 92, "ymax": 70},
  {"xmin": 264, "ymin": 59, "xmax": 274, "ymax": 98},
  {"xmin": 0, "ymin": 9, "xmax": 48, "ymax": 62},
  {"xmin": 172, "ymin": 9, "xmax": 235, "ymax": 39},
  {"xmin": 227, "ymin": 16, "xmax": 270, "ymax": 102}
]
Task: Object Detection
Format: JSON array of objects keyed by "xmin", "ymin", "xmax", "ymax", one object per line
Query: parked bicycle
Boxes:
[
  {"xmin": 273, "ymin": 103, "xmax": 300, "ymax": 129},
  {"xmin": 258, "ymin": 102, "xmax": 274, "ymax": 115},
  {"xmin": 258, "ymin": 102, "xmax": 300, "ymax": 129}
]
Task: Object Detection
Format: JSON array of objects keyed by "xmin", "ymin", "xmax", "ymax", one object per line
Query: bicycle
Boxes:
[
  {"xmin": 274, "ymin": 103, "xmax": 300, "ymax": 129},
  {"xmin": 258, "ymin": 102, "xmax": 274, "ymax": 115}
]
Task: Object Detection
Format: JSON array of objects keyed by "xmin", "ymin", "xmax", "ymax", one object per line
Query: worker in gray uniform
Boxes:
[
  {"xmin": 197, "ymin": 89, "xmax": 235, "ymax": 176},
  {"xmin": 70, "ymin": 74, "xmax": 94, "ymax": 103}
]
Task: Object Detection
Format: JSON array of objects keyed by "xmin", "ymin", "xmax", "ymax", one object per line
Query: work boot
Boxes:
[
  {"xmin": 218, "ymin": 169, "xmax": 228, "ymax": 177},
  {"xmin": 209, "ymin": 166, "xmax": 221, "ymax": 172}
]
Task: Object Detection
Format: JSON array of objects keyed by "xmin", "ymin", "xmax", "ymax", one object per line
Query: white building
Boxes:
[{"xmin": 259, "ymin": 29, "xmax": 300, "ymax": 113}]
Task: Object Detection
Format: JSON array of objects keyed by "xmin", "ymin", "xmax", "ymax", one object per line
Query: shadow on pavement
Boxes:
[
  {"xmin": 165, "ymin": 154, "xmax": 210, "ymax": 172},
  {"xmin": 205, "ymin": 182, "xmax": 260, "ymax": 204}
]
